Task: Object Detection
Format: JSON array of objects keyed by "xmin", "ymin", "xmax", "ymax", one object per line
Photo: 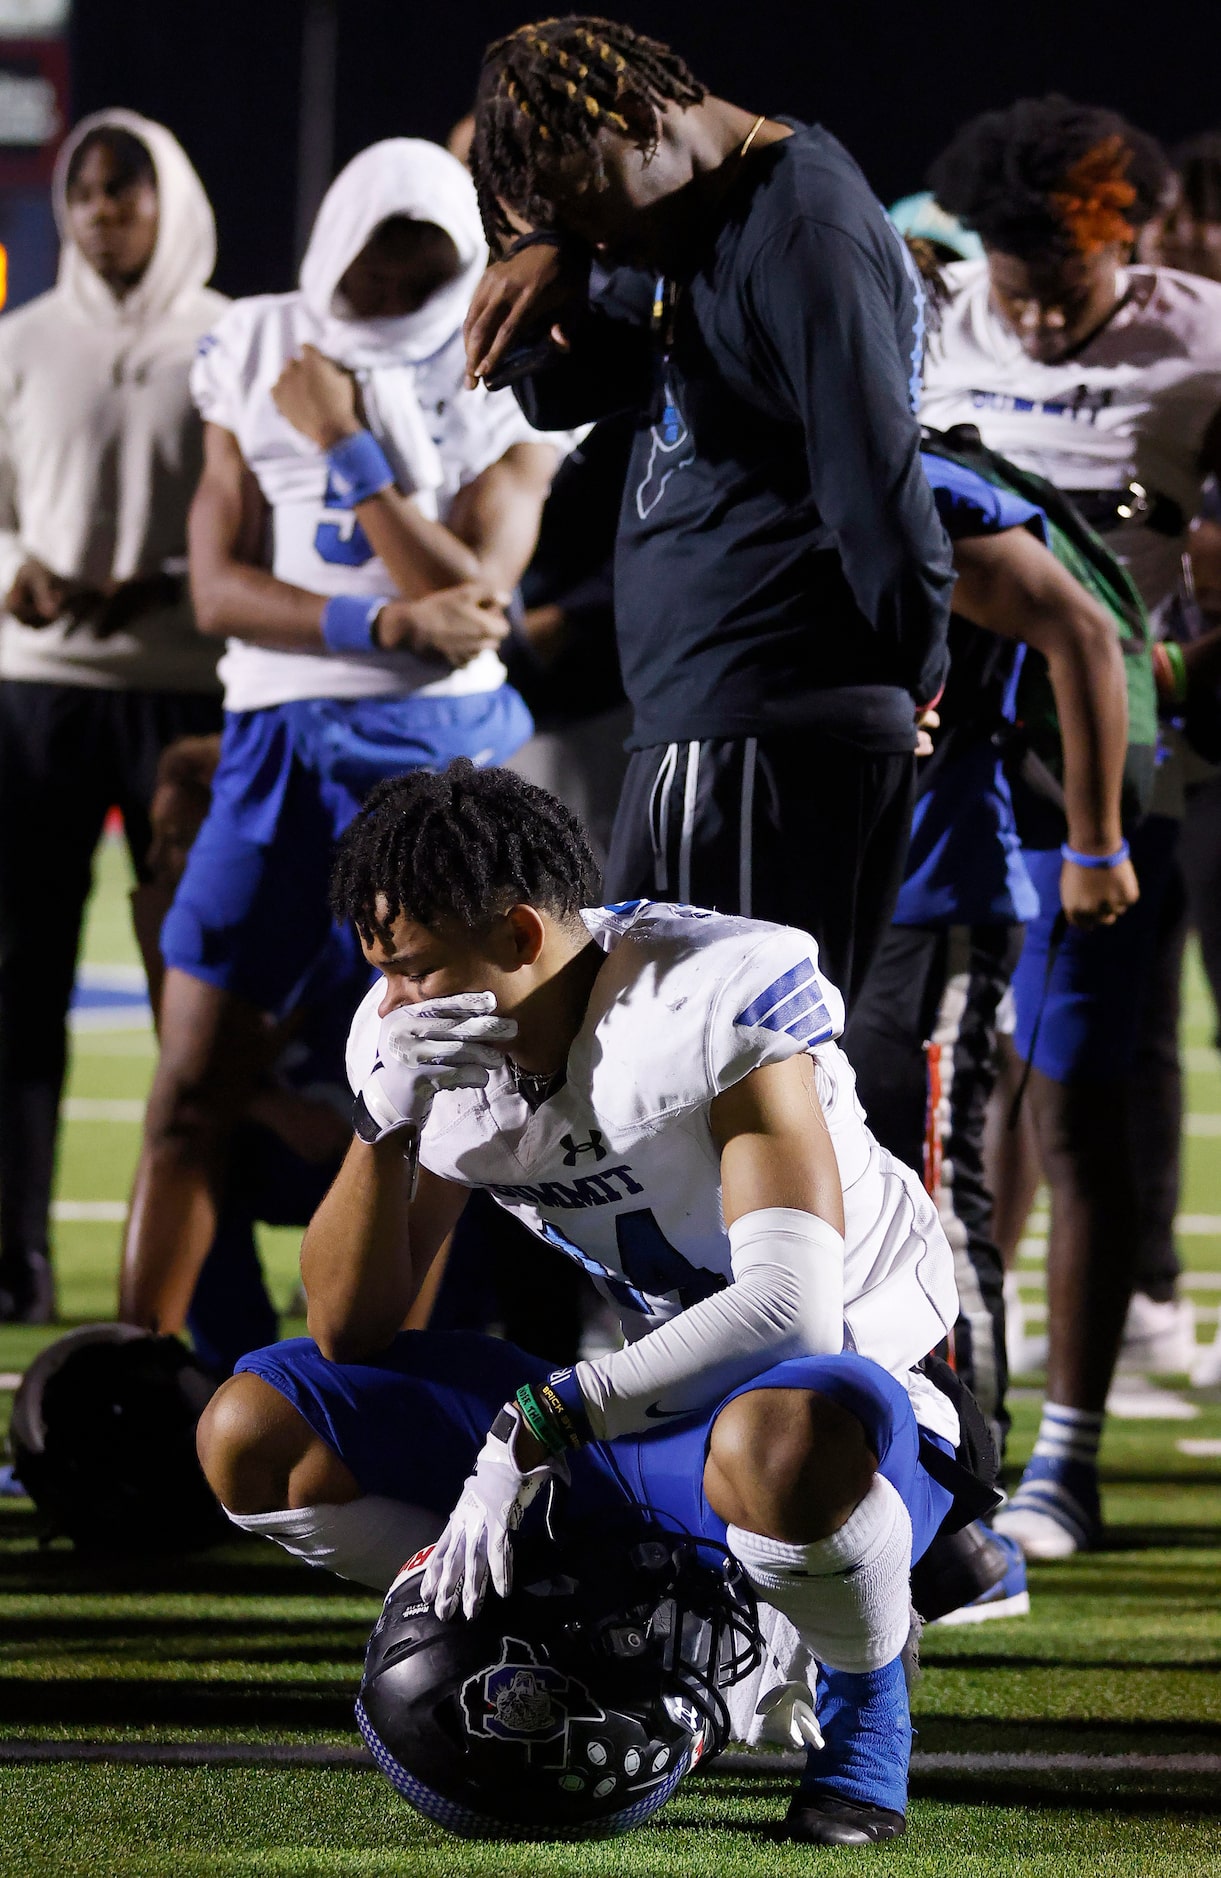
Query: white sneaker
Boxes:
[{"xmin": 1118, "ymin": 1293, "xmax": 1196, "ymax": 1376}]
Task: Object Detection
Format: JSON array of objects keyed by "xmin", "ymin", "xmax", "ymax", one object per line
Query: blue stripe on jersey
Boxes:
[
  {"xmin": 785, "ymin": 1007, "xmax": 835, "ymax": 1046},
  {"xmin": 734, "ymin": 961, "xmax": 817, "ymax": 1028},
  {"xmin": 735, "ymin": 960, "xmax": 832, "ymax": 1043}
]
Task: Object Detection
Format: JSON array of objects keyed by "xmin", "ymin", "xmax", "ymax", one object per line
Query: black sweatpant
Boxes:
[
  {"xmin": 0, "ymin": 681, "xmax": 220, "ymax": 1294},
  {"xmin": 844, "ymin": 921, "xmax": 1024, "ymax": 1447},
  {"xmin": 603, "ymin": 735, "xmax": 915, "ymax": 1005}
]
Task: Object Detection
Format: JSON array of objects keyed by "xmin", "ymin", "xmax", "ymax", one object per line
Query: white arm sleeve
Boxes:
[{"xmin": 571, "ymin": 1207, "xmax": 845, "ymax": 1443}]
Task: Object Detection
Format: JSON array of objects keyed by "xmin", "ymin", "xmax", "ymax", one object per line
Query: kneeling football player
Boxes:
[{"xmin": 198, "ymin": 762, "xmax": 974, "ymax": 1845}]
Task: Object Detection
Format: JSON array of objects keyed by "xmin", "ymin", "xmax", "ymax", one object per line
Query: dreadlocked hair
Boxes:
[
  {"xmin": 330, "ymin": 760, "xmax": 601, "ymax": 949},
  {"xmin": 470, "ymin": 16, "xmax": 706, "ymax": 249},
  {"xmin": 928, "ymin": 96, "xmax": 1168, "ymax": 260}
]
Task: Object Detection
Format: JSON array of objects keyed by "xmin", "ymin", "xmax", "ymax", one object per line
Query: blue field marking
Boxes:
[{"xmin": 70, "ymin": 965, "xmax": 151, "ymax": 1032}]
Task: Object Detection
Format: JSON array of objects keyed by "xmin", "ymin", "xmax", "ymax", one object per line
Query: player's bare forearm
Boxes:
[
  {"xmin": 354, "ymin": 441, "xmax": 558, "ymax": 602},
  {"xmin": 300, "ymin": 1149, "xmax": 463, "ymax": 1362},
  {"xmin": 952, "ymin": 528, "xmax": 1127, "ymax": 849},
  {"xmin": 712, "ymin": 1055, "xmax": 845, "ymax": 1233},
  {"xmin": 189, "ymin": 423, "xmax": 327, "ymax": 648}
]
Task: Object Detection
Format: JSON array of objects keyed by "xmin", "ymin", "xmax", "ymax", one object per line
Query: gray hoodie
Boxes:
[{"xmin": 0, "ymin": 108, "xmax": 225, "ymax": 692}]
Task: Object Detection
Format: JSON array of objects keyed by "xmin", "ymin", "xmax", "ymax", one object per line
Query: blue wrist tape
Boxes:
[
  {"xmin": 1060, "ymin": 840, "xmax": 1130, "ymax": 870},
  {"xmin": 321, "ymin": 594, "xmax": 389, "ymax": 654},
  {"xmin": 324, "ymin": 430, "xmax": 393, "ymax": 508}
]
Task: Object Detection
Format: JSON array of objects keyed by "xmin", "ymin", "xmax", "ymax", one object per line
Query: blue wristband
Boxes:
[
  {"xmin": 324, "ymin": 429, "xmax": 393, "ymax": 508},
  {"xmin": 543, "ymin": 1367, "xmax": 592, "ymax": 1445},
  {"xmin": 1060, "ymin": 840, "xmax": 1130, "ymax": 870},
  {"xmin": 321, "ymin": 594, "xmax": 389, "ymax": 654}
]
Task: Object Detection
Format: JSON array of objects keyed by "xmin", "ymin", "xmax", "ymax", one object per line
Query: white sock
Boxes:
[
  {"xmin": 1030, "ymin": 1402, "xmax": 1104, "ymax": 1470},
  {"xmin": 225, "ymin": 1495, "xmax": 441, "ymax": 1593},
  {"xmin": 728, "ymin": 1473, "xmax": 913, "ymax": 1674}
]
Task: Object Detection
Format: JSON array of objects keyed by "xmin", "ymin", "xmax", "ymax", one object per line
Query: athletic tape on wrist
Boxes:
[
  {"xmin": 324, "ymin": 430, "xmax": 394, "ymax": 508},
  {"xmin": 321, "ymin": 594, "xmax": 389, "ymax": 655}
]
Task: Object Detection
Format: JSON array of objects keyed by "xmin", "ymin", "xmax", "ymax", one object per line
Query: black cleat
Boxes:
[
  {"xmin": 910, "ymin": 1519, "xmax": 1010, "ymax": 1625},
  {"xmin": 0, "ymin": 1253, "xmax": 55, "ymax": 1325},
  {"xmin": 785, "ymin": 1792, "xmax": 906, "ymax": 1845}
]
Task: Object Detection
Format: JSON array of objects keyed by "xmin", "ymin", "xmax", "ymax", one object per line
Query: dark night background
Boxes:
[{"xmin": 71, "ymin": 0, "xmax": 1221, "ymax": 297}]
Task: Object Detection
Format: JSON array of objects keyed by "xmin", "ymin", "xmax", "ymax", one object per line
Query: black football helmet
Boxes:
[
  {"xmin": 9, "ymin": 1324, "xmax": 227, "ymax": 1552},
  {"xmin": 357, "ymin": 1520, "xmax": 762, "ymax": 1840}
]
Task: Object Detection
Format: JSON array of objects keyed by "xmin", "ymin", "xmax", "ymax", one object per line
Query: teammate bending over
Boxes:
[{"xmin": 198, "ymin": 764, "xmax": 973, "ymax": 1846}]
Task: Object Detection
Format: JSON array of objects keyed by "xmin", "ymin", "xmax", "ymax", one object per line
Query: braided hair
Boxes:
[
  {"xmin": 330, "ymin": 760, "xmax": 601, "ymax": 949},
  {"xmin": 929, "ymin": 96, "xmax": 1168, "ymax": 261},
  {"xmin": 470, "ymin": 16, "xmax": 706, "ymax": 248}
]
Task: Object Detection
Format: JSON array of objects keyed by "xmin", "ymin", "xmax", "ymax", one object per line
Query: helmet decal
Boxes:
[{"xmin": 461, "ymin": 1639, "xmax": 605, "ymax": 1746}]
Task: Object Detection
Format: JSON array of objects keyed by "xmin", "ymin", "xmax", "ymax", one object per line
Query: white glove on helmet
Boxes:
[{"xmin": 420, "ymin": 1403, "xmax": 569, "ymax": 1622}]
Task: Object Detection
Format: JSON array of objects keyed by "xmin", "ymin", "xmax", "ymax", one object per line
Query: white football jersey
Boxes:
[
  {"xmin": 921, "ymin": 260, "xmax": 1221, "ymax": 609},
  {"xmin": 349, "ymin": 903, "xmax": 958, "ymax": 1382},
  {"xmin": 191, "ymin": 303, "xmax": 544, "ymax": 712}
]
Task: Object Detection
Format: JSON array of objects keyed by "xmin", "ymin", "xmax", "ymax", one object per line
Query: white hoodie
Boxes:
[
  {"xmin": 0, "ymin": 109, "xmax": 225, "ymax": 693},
  {"xmin": 192, "ymin": 138, "xmax": 554, "ymax": 712}
]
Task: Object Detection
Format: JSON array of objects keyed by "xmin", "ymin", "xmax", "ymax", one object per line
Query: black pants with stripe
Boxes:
[
  {"xmin": 604, "ymin": 736, "xmax": 915, "ymax": 1005},
  {"xmin": 843, "ymin": 921, "xmax": 1024, "ymax": 1449}
]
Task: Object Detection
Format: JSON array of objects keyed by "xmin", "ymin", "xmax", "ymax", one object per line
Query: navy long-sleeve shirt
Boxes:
[{"xmin": 517, "ymin": 123, "xmax": 954, "ymax": 751}]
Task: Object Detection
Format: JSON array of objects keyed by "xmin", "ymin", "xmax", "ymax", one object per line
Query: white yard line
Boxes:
[
  {"xmin": 50, "ymin": 1201, "xmax": 127, "ymax": 1223},
  {"xmin": 61, "ymin": 1099, "xmax": 144, "ymax": 1123},
  {"xmin": 1184, "ymin": 1114, "xmax": 1221, "ymax": 1136},
  {"xmin": 68, "ymin": 1008, "xmax": 152, "ymax": 1034}
]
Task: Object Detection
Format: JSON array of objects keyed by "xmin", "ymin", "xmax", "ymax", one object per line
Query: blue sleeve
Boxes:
[{"xmin": 921, "ymin": 454, "xmax": 1047, "ymax": 543}]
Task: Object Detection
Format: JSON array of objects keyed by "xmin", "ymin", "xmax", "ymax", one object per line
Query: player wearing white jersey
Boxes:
[
  {"xmin": 120, "ymin": 141, "xmax": 565, "ymax": 1344},
  {"xmin": 921, "ymin": 98, "xmax": 1221, "ymax": 1560},
  {"xmin": 198, "ymin": 763, "xmax": 977, "ymax": 1846}
]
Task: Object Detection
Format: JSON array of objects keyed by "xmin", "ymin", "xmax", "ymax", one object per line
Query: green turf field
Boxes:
[{"xmin": 2, "ymin": 837, "xmax": 1220, "ymax": 1876}]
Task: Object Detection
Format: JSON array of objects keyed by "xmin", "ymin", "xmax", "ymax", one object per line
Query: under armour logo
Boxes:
[{"xmin": 561, "ymin": 1131, "xmax": 608, "ymax": 1166}]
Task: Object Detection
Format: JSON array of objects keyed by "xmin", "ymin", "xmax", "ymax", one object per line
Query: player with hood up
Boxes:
[
  {"xmin": 120, "ymin": 140, "xmax": 565, "ymax": 1343},
  {"xmin": 0, "ymin": 109, "xmax": 225, "ymax": 1324}
]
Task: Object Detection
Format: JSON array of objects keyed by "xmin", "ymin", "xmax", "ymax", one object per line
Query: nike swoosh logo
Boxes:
[{"xmin": 643, "ymin": 1402, "xmax": 687, "ymax": 1421}]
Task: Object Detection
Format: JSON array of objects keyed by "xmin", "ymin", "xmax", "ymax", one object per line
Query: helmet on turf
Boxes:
[
  {"xmin": 357, "ymin": 1522, "xmax": 762, "ymax": 1840},
  {"xmin": 9, "ymin": 1323, "xmax": 227, "ymax": 1552}
]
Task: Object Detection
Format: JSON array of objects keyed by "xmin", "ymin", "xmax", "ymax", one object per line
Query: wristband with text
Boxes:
[
  {"xmin": 321, "ymin": 594, "xmax": 390, "ymax": 655},
  {"xmin": 1060, "ymin": 840, "xmax": 1131, "ymax": 870},
  {"xmin": 324, "ymin": 429, "xmax": 394, "ymax": 508},
  {"xmin": 513, "ymin": 1384, "xmax": 573, "ymax": 1456}
]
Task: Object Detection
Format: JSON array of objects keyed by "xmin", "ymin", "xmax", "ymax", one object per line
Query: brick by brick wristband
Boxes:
[
  {"xmin": 513, "ymin": 1384, "xmax": 571, "ymax": 1456},
  {"xmin": 324, "ymin": 429, "xmax": 394, "ymax": 509},
  {"xmin": 320, "ymin": 594, "xmax": 390, "ymax": 654}
]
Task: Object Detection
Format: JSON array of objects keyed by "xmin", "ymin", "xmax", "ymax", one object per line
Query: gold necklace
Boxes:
[{"xmin": 738, "ymin": 113, "xmax": 767, "ymax": 161}]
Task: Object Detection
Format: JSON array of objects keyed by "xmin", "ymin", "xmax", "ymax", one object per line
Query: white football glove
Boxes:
[
  {"xmin": 420, "ymin": 1403, "xmax": 569, "ymax": 1622},
  {"xmin": 755, "ymin": 1680, "xmax": 825, "ymax": 1751},
  {"xmin": 350, "ymin": 989, "xmax": 516, "ymax": 1146}
]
